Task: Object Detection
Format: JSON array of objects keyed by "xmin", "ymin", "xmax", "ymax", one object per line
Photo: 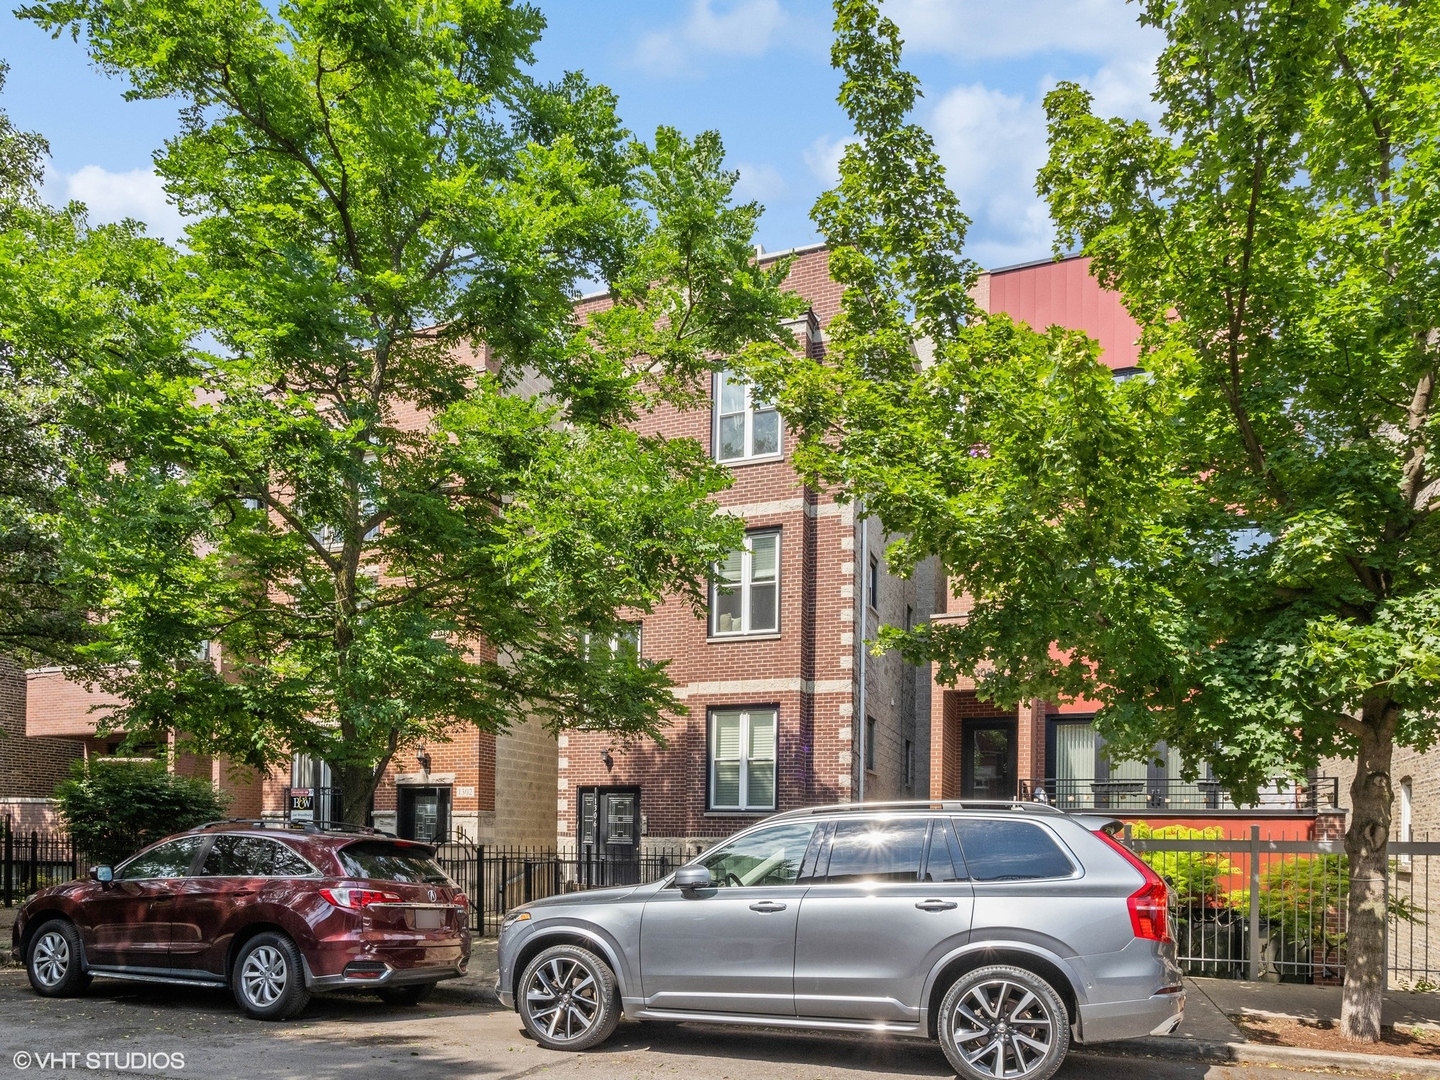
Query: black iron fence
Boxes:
[
  {"xmin": 1021, "ymin": 776, "xmax": 1340, "ymax": 814},
  {"xmin": 1123, "ymin": 824, "xmax": 1440, "ymax": 988},
  {"xmin": 434, "ymin": 842, "xmax": 685, "ymax": 935},
  {"xmin": 2, "ymin": 817, "xmax": 88, "ymax": 907}
]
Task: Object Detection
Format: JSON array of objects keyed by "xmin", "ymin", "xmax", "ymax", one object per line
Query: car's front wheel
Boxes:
[
  {"xmin": 26, "ymin": 920, "xmax": 91, "ymax": 998},
  {"xmin": 517, "ymin": 944, "xmax": 620, "ymax": 1051},
  {"xmin": 938, "ymin": 965, "xmax": 1070, "ymax": 1080},
  {"xmin": 231, "ymin": 932, "xmax": 311, "ymax": 1021}
]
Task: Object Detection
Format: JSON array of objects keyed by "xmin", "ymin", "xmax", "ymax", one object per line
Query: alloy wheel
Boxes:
[
  {"xmin": 950, "ymin": 978, "xmax": 1055, "ymax": 1078},
  {"xmin": 31, "ymin": 931, "xmax": 69, "ymax": 988},
  {"xmin": 525, "ymin": 956, "xmax": 601, "ymax": 1041},
  {"xmin": 240, "ymin": 945, "xmax": 288, "ymax": 1008}
]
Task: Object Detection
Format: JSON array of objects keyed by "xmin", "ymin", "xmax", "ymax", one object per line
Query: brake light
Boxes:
[
  {"xmin": 1095, "ymin": 830, "xmax": 1172, "ymax": 943},
  {"xmin": 319, "ymin": 887, "xmax": 402, "ymax": 910},
  {"xmin": 453, "ymin": 893, "xmax": 468, "ymax": 909}
]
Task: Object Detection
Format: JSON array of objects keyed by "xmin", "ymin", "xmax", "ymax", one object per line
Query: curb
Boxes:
[{"xmin": 1081, "ymin": 1035, "xmax": 1440, "ymax": 1076}]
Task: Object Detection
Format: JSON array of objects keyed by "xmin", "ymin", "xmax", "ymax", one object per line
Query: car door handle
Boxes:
[
  {"xmin": 749, "ymin": 901, "xmax": 787, "ymax": 913},
  {"xmin": 915, "ymin": 899, "xmax": 959, "ymax": 911}
]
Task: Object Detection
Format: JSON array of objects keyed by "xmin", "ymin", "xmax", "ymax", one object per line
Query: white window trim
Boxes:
[
  {"xmin": 1401, "ymin": 778, "xmax": 1414, "ymax": 866},
  {"xmin": 714, "ymin": 370, "xmax": 783, "ymax": 463},
  {"xmin": 710, "ymin": 530, "xmax": 781, "ymax": 637},
  {"xmin": 709, "ymin": 707, "xmax": 779, "ymax": 812}
]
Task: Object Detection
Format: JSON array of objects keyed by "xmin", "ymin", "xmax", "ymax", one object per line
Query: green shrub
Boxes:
[
  {"xmin": 1131, "ymin": 822, "xmax": 1237, "ymax": 908},
  {"xmin": 55, "ymin": 760, "xmax": 230, "ymax": 866}
]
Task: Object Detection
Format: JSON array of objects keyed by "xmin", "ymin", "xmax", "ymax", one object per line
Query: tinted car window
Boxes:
[
  {"xmin": 824, "ymin": 818, "xmax": 928, "ymax": 883},
  {"xmin": 954, "ymin": 820, "xmax": 1076, "ymax": 882},
  {"xmin": 118, "ymin": 837, "xmax": 203, "ymax": 880},
  {"xmin": 200, "ymin": 836, "xmax": 314, "ymax": 877},
  {"xmin": 338, "ymin": 841, "xmax": 450, "ymax": 884},
  {"xmin": 700, "ymin": 822, "xmax": 817, "ymax": 888}
]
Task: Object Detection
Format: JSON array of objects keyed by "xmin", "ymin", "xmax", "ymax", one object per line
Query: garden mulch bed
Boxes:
[{"xmin": 1233, "ymin": 1013, "xmax": 1440, "ymax": 1058}]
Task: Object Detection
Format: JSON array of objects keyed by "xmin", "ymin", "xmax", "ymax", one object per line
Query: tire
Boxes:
[
  {"xmin": 377, "ymin": 982, "xmax": 437, "ymax": 1007},
  {"xmin": 25, "ymin": 920, "xmax": 91, "ymax": 998},
  {"xmin": 517, "ymin": 944, "xmax": 620, "ymax": 1051},
  {"xmin": 231, "ymin": 932, "xmax": 311, "ymax": 1021},
  {"xmin": 937, "ymin": 964, "xmax": 1070, "ymax": 1080}
]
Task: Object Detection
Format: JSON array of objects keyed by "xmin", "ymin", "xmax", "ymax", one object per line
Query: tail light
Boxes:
[
  {"xmin": 453, "ymin": 893, "xmax": 468, "ymax": 909},
  {"xmin": 1096, "ymin": 830, "xmax": 1172, "ymax": 943},
  {"xmin": 319, "ymin": 887, "xmax": 402, "ymax": 910}
]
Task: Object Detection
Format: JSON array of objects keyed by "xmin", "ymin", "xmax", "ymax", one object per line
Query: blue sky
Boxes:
[{"xmin": 0, "ymin": 0, "xmax": 1163, "ymax": 270}]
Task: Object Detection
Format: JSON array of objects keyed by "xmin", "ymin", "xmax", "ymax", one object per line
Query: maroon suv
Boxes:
[{"xmin": 10, "ymin": 821, "xmax": 471, "ymax": 1020}]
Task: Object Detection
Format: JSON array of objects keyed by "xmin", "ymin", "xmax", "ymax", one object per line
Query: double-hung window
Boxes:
[
  {"xmin": 711, "ymin": 530, "xmax": 780, "ymax": 636},
  {"xmin": 715, "ymin": 370, "xmax": 781, "ymax": 462},
  {"xmin": 709, "ymin": 707, "xmax": 777, "ymax": 811}
]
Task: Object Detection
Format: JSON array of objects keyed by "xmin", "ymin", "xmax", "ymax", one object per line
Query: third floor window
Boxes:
[{"xmin": 715, "ymin": 369, "xmax": 781, "ymax": 462}]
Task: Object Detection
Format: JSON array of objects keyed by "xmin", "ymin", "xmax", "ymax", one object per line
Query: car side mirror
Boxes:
[
  {"xmin": 90, "ymin": 865, "xmax": 114, "ymax": 885},
  {"xmin": 673, "ymin": 865, "xmax": 712, "ymax": 892}
]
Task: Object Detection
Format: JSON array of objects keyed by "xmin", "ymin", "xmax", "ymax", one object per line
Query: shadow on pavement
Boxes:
[{"xmin": 598, "ymin": 1019, "xmax": 955, "ymax": 1077}]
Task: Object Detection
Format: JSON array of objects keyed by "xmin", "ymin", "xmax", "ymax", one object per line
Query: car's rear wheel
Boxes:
[
  {"xmin": 231, "ymin": 932, "xmax": 311, "ymax": 1021},
  {"xmin": 377, "ymin": 982, "xmax": 437, "ymax": 1007},
  {"xmin": 938, "ymin": 965, "xmax": 1070, "ymax": 1080},
  {"xmin": 26, "ymin": 920, "xmax": 91, "ymax": 998},
  {"xmin": 517, "ymin": 943, "xmax": 620, "ymax": 1051}
]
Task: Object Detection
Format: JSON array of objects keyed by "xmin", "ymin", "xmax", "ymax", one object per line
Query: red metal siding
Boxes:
[{"xmin": 985, "ymin": 256, "xmax": 1142, "ymax": 371}]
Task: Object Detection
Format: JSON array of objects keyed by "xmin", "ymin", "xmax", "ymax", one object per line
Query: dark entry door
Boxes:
[
  {"xmin": 577, "ymin": 786, "xmax": 640, "ymax": 885},
  {"xmin": 398, "ymin": 786, "xmax": 451, "ymax": 842},
  {"xmin": 961, "ymin": 719, "xmax": 1016, "ymax": 799}
]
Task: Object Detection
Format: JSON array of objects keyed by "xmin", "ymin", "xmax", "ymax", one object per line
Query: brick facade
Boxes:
[
  {"xmin": 556, "ymin": 246, "xmax": 934, "ymax": 852},
  {"xmin": 0, "ymin": 660, "xmax": 82, "ymax": 803}
]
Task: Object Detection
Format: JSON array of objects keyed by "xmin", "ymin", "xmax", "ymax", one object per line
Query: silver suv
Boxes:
[{"xmin": 496, "ymin": 802, "xmax": 1183, "ymax": 1080}]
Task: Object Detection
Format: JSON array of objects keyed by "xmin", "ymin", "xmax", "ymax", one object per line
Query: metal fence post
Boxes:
[
  {"xmin": 1248, "ymin": 824, "xmax": 1261, "ymax": 981},
  {"xmin": 1383, "ymin": 853, "xmax": 1391, "ymax": 991},
  {"xmin": 2, "ymin": 815, "xmax": 11, "ymax": 908}
]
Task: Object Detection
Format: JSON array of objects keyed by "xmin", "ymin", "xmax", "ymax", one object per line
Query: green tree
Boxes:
[
  {"xmin": 0, "ymin": 64, "xmax": 98, "ymax": 663},
  {"xmin": 55, "ymin": 759, "xmax": 230, "ymax": 866},
  {"xmin": 23, "ymin": 0, "xmax": 802, "ymax": 822},
  {"xmin": 762, "ymin": 0, "xmax": 1440, "ymax": 1041}
]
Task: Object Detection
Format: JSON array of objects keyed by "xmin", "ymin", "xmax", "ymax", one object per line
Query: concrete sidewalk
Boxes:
[
  {"xmin": 1186, "ymin": 974, "xmax": 1440, "ymax": 1029},
  {"xmin": 1109, "ymin": 975, "xmax": 1440, "ymax": 1076}
]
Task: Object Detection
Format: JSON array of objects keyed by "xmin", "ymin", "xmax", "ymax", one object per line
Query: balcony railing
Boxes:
[{"xmin": 1018, "ymin": 776, "xmax": 1339, "ymax": 814}]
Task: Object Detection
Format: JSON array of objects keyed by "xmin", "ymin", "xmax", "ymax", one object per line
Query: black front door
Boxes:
[
  {"xmin": 577, "ymin": 786, "xmax": 640, "ymax": 885},
  {"xmin": 398, "ymin": 785, "xmax": 451, "ymax": 842},
  {"xmin": 961, "ymin": 719, "xmax": 1016, "ymax": 799}
]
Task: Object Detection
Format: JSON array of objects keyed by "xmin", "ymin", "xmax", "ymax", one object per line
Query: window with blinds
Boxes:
[
  {"xmin": 709, "ymin": 708, "xmax": 778, "ymax": 811},
  {"xmin": 711, "ymin": 530, "xmax": 780, "ymax": 636}
]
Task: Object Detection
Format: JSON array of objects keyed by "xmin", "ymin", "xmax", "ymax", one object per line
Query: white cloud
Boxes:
[
  {"xmin": 1085, "ymin": 56, "xmax": 1163, "ymax": 121},
  {"xmin": 884, "ymin": 0, "xmax": 1162, "ymax": 63},
  {"xmin": 733, "ymin": 161, "xmax": 787, "ymax": 202},
  {"xmin": 927, "ymin": 83, "xmax": 1054, "ymax": 269},
  {"xmin": 802, "ymin": 134, "xmax": 855, "ymax": 189},
  {"xmin": 44, "ymin": 165, "xmax": 186, "ymax": 245},
  {"xmin": 634, "ymin": 0, "xmax": 804, "ymax": 76}
]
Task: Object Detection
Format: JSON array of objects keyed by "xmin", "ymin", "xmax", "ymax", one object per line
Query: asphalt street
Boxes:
[{"xmin": 0, "ymin": 967, "xmax": 1388, "ymax": 1080}]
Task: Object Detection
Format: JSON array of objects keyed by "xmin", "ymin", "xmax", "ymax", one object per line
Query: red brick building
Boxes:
[
  {"xmin": 557, "ymin": 245, "xmax": 937, "ymax": 857},
  {"xmin": 14, "ymin": 247, "xmax": 1332, "ymax": 849}
]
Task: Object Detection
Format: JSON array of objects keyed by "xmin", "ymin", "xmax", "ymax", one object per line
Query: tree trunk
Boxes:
[
  {"xmin": 1340, "ymin": 698, "xmax": 1396, "ymax": 1042},
  {"xmin": 335, "ymin": 762, "xmax": 380, "ymax": 827}
]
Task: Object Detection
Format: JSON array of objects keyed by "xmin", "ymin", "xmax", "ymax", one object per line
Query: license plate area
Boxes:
[{"xmin": 412, "ymin": 908, "xmax": 444, "ymax": 930}]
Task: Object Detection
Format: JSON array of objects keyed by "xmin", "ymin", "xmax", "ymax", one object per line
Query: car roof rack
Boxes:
[
  {"xmin": 769, "ymin": 799, "xmax": 1067, "ymax": 820},
  {"xmin": 188, "ymin": 819, "xmax": 271, "ymax": 831},
  {"xmin": 187, "ymin": 819, "xmax": 397, "ymax": 838}
]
